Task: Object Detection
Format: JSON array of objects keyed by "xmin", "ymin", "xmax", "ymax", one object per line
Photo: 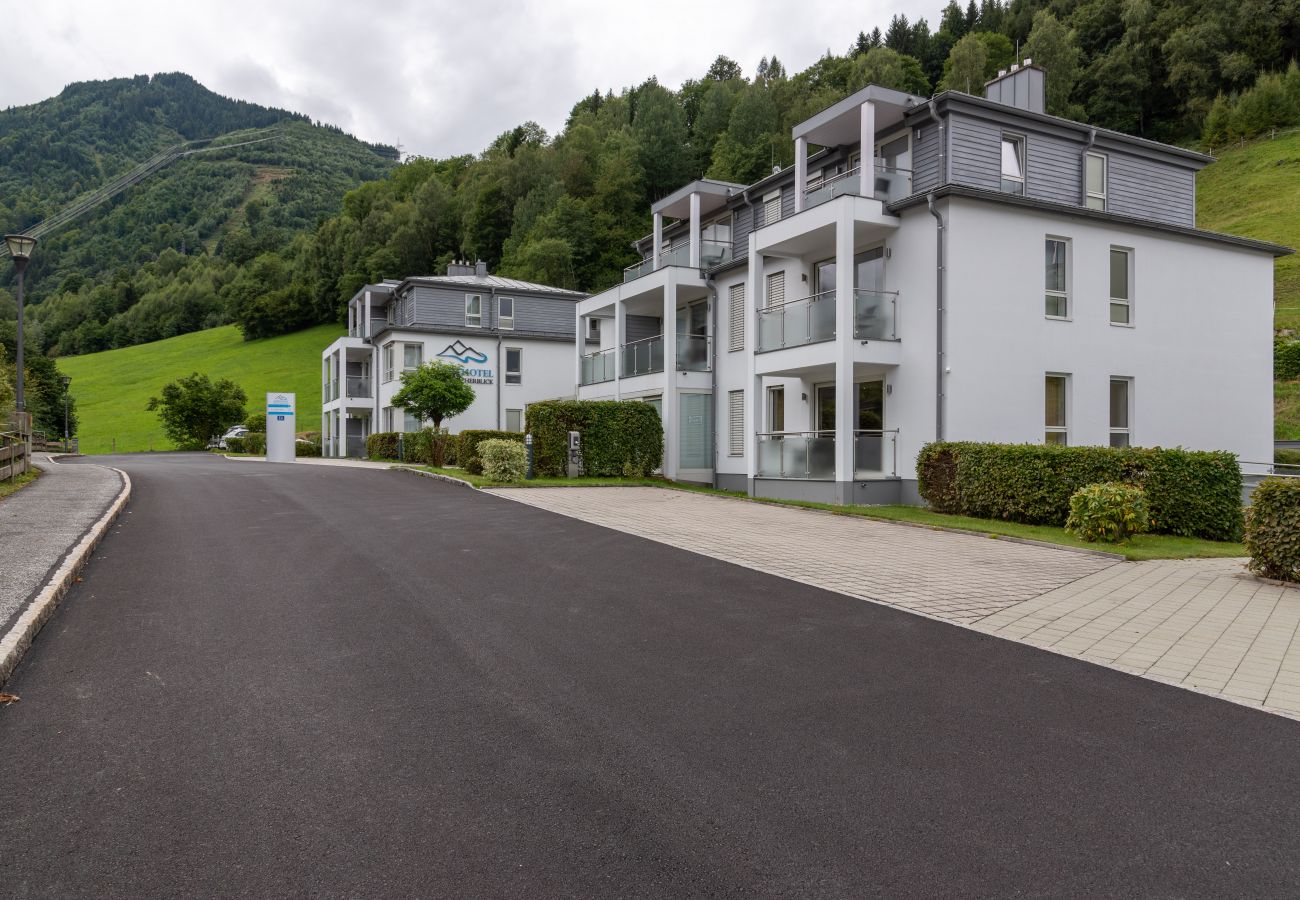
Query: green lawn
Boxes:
[
  {"xmin": 418, "ymin": 468, "xmax": 1242, "ymax": 561},
  {"xmin": 58, "ymin": 324, "xmax": 344, "ymax": 454},
  {"xmin": 0, "ymin": 468, "xmax": 39, "ymax": 501}
]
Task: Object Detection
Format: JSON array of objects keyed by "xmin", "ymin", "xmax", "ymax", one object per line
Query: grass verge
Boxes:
[
  {"xmin": 416, "ymin": 467, "xmax": 1241, "ymax": 561},
  {"xmin": 0, "ymin": 469, "xmax": 40, "ymax": 502}
]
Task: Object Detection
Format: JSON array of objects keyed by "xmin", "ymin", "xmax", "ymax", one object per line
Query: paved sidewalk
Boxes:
[
  {"xmin": 974, "ymin": 557, "xmax": 1300, "ymax": 718},
  {"xmin": 491, "ymin": 487, "xmax": 1114, "ymax": 623},
  {"xmin": 0, "ymin": 456, "xmax": 124, "ymax": 635}
]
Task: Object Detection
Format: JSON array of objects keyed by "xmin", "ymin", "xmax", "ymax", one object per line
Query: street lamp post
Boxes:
[
  {"xmin": 4, "ymin": 234, "xmax": 38, "ymax": 415},
  {"xmin": 61, "ymin": 374, "xmax": 71, "ymax": 452}
]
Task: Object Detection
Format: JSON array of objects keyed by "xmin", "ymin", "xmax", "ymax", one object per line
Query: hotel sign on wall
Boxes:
[{"xmin": 436, "ymin": 340, "xmax": 494, "ymax": 384}]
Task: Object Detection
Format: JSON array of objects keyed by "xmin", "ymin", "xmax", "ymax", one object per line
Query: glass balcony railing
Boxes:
[
  {"xmin": 854, "ymin": 429, "xmax": 899, "ymax": 477},
  {"xmin": 580, "ymin": 348, "xmax": 616, "ymax": 385},
  {"xmin": 323, "ymin": 380, "xmax": 339, "ymax": 402},
  {"xmin": 621, "ymin": 335, "xmax": 665, "ymax": 377},
  {"xmin": 676, "ymin": 334, "xmax": 711, "ymax": 372},
  {"xmin": 345, "ymin": 376, "xmax": 371, "ymax": 398},
  {"xmin": 853, "ymin": 290, "xmax": 899, "ymax": 341},
  {"xmin": 622, "ymin": 241, "xmax": 735, "ymax": 284},
  {"xmin": 803, "ymin": 163, "xmax": 914, "ymax": 208},
  {"xmin": 698, "ymin": 239, "xmax": 733, "ymax": 268},
  {"xmin": 757, "ymin": 290, "xmax": 836, "ymax": 351},
  {"xmin": 623, "ymin": 256, "xmax": 656, "ymax": 283},
  {"xmin": 756, "ymin": 432, "xmax": 837, "ymax": 479}
]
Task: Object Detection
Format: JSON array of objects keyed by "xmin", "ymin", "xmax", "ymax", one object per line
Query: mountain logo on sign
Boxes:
[{"xmin": 436, "ymin": 341, "xmax": 489, "ymax": 365}]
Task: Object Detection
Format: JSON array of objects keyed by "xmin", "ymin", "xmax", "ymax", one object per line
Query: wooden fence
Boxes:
[{"xmin": 2, "ymin": 411, "xmax": 33, "ymax": 481}]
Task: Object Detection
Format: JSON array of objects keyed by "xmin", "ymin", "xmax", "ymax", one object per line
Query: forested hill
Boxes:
[{"xmin": 0, "ymin": 73, "xmax": 395, "ymax": 354}]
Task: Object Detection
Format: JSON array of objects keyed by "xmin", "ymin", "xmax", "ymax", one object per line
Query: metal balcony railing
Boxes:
[
  {"xmin": 853, "ymin": 290, "xmax": 899, "ymax": 341},
  {"xmin": 853, "ymin": 429, "xmax": 899, "ymax": 477},
  {"xmin": 756, "ymin": 430, "xmax": 899, "ymax": 479},
  {"xmin": 621, "ymin": 335, "xmax": 665, "ymax": 377},
  {"xmin": 757, "ymin": 291, "xmax": 836, "ymax": 351},
  {"xmin": 580, "ymin": 348, "xmax": 616, "ymax": 385}
]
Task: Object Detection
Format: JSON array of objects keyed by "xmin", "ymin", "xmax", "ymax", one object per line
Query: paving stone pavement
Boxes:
[
  {"xmin": 974, "ymin": 557, "xmax": 1300, "ymax": 719},
  {"xmin": 0, "ymin": 456, "xmax": 124, "ymax": 635},
  {"xmin": 489, "ymin": 487, "xmax": 1114, "ymax": 623},
  {"xmin": 491, "ymin": 486, "xmax": 1300, "ymax": 719}
]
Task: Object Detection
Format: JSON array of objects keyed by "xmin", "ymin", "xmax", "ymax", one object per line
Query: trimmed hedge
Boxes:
[
  {"xmin": 1276, "ymin": 337, "xmax": 1300, "ymax": 381},
  {"xmin": 225, "ymin": 436, "xmax": 246, "ymax": 453},
  {"xmin": 296, "ymin": 440, "xmax": 322, "ymax": 458},
  {"xmin": 244, "ymin": 433, "xmax": 266, "ymax": 455},
  {"xmin": 917, "ymin": 442, "xmax": 1243, "ymax": 541},
  {"xmin": 1246, "ymin": 478, "xmax": 1300, "ymax": 581},
  {"xmin": 404, "ymin": 428, "xmax": 457, "ymax": 466},
  {"xmin": 457, "ymin": 430, "xmax": 523, "ymax": 475},
  {"xmin": 1276, "ymin": 448, "xmax": 1300, "ymax": 467},
  {"xmin": 366, "ymin": 431, "xmax": 401, "ymax": 461},
  {"xmin": 526, "ymin": 400, "xmax": 663, "ymax": 477}
]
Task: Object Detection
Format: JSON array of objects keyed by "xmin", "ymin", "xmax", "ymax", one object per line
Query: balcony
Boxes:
[
  {"xmin": 676, "ymin": 334, "xmax": 711, "ymax": 372},
  {"xmin": 756, "ymin": 430, "xmax": 898, "ymax": 479},
  {"xmin": 322, "ymin": 380, "xmax": 339, "ymax": 402},
  {"xmin": 345, "ymin": 376, "xmax": 372, "ymax": 399},
  {"xmin": 853, "ymin": 290, "xmax": 898, "ymax": 341},
  {"xmin": 580, "ymin": 348, "xmax": 616, "ymax": 385},
  {"xmin": 621, "ymin": 335, "xmax": 665, "ymax": 377},
  {"xmin": 757, "ymin": 291, "xmax": 836, "ymax": 352},
  {"xmin": 622, "ymin": 240, "xmax": 735, "ymax": 284},
  {"xmin": 802, "ymin": 163, "xmax": 913, "ymax": 209}
]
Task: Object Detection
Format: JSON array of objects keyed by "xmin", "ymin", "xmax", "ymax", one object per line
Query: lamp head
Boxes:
[
  {"xmin": 4, "ymin": 233, "xmax": 37, "ymax": 262},
  {"xmin": 61, "ymin": 375, "xmax": 72, "ymax": 390}
]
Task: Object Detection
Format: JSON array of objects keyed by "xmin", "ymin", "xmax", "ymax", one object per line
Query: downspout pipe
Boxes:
[
  {"xmin": 927, "ymin": 193, "xmax": 946, "ymax": 443},
  {"xmin": 706, "ymin": 277, "xmax": 719, "ymax": 486},
  {"xmin": 1080, "ymin": 126, "xmax": 1097, "ymax": 205},
  {"xmin": 490, "ymin": 286, "xmax": 500, "ymax": 431}
]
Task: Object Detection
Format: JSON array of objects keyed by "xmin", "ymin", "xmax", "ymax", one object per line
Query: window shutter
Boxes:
[
  {"xmin": 766, "ymin": 271, "xmax": 785, "ymax": 309},
  {"xmin": 729, "ymin": 283, "xmax": 745, "ymax": 351},
  {"xmin": 764, "ymin": 192, "xmax": 782, "ymax": 226},
  {"xmin": 728, "ymin": 390, "xmax": 745, "ymax": 456}
]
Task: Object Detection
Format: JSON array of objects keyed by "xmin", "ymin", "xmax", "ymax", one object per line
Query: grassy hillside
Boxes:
[
  {"xmin": 1197, "ymin": 130, "xmax": 1300, "ymax": 439},
  {"xmin": 59, "ymin": 323, "xmax": 343, "ymax": 454}
]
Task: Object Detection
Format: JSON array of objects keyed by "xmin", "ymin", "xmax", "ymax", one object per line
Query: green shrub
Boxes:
[
  {"xmin": 1276, "ymin": 338, "xmax": 1300, "ymax": 381},
  {"xmin": 1276, "ymin": 448, "xmax": 1300, "ymax": 467},
  {"xmin": 526, "ymin": 400, "xmax": 662, "ymax": 477},
  {"xmin": 1246, "ymin": 478, "xmax": 1300, "ymax": 581},
  {"xmin": 917, "ymin": 442, "xmax": 1243, "ymax": 541},
  {"xmin": 295, "ymin": 439, "xmax": 321, "ymax": 458},
  {"xmin": 243, "ymin": 411, "xmax": 267, "ymax": 433},
  {"xmin": 1066, "ymin": 483, "xmax": 1150, "ymax": 543},
  {"xmin": 403, "ymin": 427, "xmax": 457, "ymax": 466},
  {"xmin": 244, "ymin": 433, "xmax": 266, "ymax": 455},
  {"xmin": 225, "ymin": 436, "xmax": 246, "ymax": 453},
  {"xmin": 479, "ymin": 439, "xmax": 527, "ymax": 482},
  {"xmin": 366, "ymin": 431, "xmax": 401, "ymax": 460},
  {"xmin": 457, "ymin": 430, "xmax": 523, "ymax": 473}
]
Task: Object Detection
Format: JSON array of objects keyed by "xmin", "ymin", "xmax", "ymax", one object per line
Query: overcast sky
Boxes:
[{"xmin": 3, "ymin": 0, "xmax": 940, "ymax": 158}]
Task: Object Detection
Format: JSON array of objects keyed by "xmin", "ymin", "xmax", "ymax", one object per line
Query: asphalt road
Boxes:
[{"xmin": 3, "ymin": 453, "xmax": 1300, "ymax": 898}]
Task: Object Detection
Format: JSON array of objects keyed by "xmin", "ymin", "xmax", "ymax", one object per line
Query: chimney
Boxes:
[
  {"xmin": 984, "ymin": 59, "xmax": 1045, "ymax": 114},
  {"xmin": 474, "ymin": 259, "xmax": 488, "ymax": 277},
  {"xmin": 446, "ymin": 258, "xmax": 476, "ymax": 276}
]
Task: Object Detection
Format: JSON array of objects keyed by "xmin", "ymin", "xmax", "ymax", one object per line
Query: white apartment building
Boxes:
[
  {"xmin": 575, "ymin": 65, "xmax": 1289, "ymax": 504},
  {"xmin": 321, "ymin": 261, "xmax": 583, "ymax": 456}
]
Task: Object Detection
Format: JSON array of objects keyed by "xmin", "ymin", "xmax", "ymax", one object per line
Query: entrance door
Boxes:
[
  {"xmin": 856, "ymin": 380, "xmax": 885, "ymax": 473},
  {"xmin": 815, "ymin": 383, "xmax": 835, "ymax": 434}
]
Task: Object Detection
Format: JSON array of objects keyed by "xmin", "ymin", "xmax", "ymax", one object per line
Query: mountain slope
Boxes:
[
  {"xmin": 58, "ymin": 324, "xmax": 343, "ymax": 454},
  {"xmin": 0, "ymin": 73, "xmax": 394, "ymax": 354}
]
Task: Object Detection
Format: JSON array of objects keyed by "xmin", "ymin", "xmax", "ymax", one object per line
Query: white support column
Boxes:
[
  {"xmin": 574, "ymin": 305, "xmax": 583, "ymax": 398},
  {"xmin": 794, "ymin": 136, "xmax": 808, "ymax": 213},
  {"xmin": 363, "ymin": 290, "xmax": 372, "ymax": 339},
  {"xmin": 834, "ymin": 202, "xmax": 856, "ymax": 500},
  {"xmin": 860, "ymin": 101, "xmax": 876, "ymax": 199},
  {"xmin": 347, "ymin": 302, "xmax": 355, "ymax": 337},
  {"xmin": 614, "ymin": 301, "xmax": 626, "ymax": 401},
  {"xmin": 661, "ymin": 274, "xmax": 679, "ymax": 479},
  {"xmin": 745, "ymin": 234, "xmax": 762, "ymax": 496},
  {"xmin": 688, "ymin": 192, "xmax": 701, "ymax": 267},
  {"xmin": 652, "ymin": 212, "xmax": 664, "ymax": 270}
]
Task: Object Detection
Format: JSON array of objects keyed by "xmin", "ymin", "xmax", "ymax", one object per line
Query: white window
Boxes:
[
  {"xmin": 1001, "ymin": 135, "xmax": 1025, "ymax": 194},
  {"xmin": 505, "ymin": 347, "xmax": 522, "ymax": 385},
  {"xmin": 383, "ymin": 406, "xmax": 393, "ymax": 431},
  {"xmin": 1045, "ymin": 374, "xmax": 1069, "ymax": 445},
  {"xmin": 403, "ymin": 409, "xmax": 421, "ymax": 433},
  {"xmin": 765, "ymin": 270, "xmax": 786, "ymax": 309},
  {"xmin": 728, "ymin": 390, "xmax": 745, "ymax": 456},
  {"xmin": 465, "ymin": 293, "xmax": 482, "ymax": 327},
  {"xmin": 763, "ymin": 190, "xmax": 782, "ymax": 226},
  {"xmin": 1110, "ymin": 247, "xmax": 1133, "ymax": 325},
  {"xmin": 768, "ymin": 386, "xmax": 785, "ymax": 431},
  {"xmin": 402, "ymin": 343, "xmax": 423, "ymax": 370},
  {"xmin": 1110, "ymin": 378, "xmax": 1132, "ymax": 448},
  {"xmin": 498, "ymin": 296, "xmax": 515, "ymax": 330},
  {"xmin": 382, "ymin": 343, "xmax": 395, "ymax": 382},
  {"xmin": 729, "ymin": 283, "xmax": 745, "ymax": 351},
  {"xmin": 1086, "ymin": 152, "xmax": 1107, "ymax": 210},
  {"xmin": 1045, "ymin": 238, "xmax": 1069, "ymax": 318},
  {"xmin": 506, "ymin": 408, "xmax": 523, "ymax": 432}
]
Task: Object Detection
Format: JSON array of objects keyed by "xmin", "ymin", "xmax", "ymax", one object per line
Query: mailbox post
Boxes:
[
  {"xmin": 525, "ymin": 433, "xmax": 535, "ymax": 480},
  {"xmin": 567, "ymin": 431, "xmax": 583, "ymax": 478}
]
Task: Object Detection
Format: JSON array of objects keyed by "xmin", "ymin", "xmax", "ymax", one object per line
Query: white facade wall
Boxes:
[
  {"xmin": 942, "ymin": 198, "xmax": 1274, "ymax": 465},
  {"xmin": 375, "ymin": 330, "xmax": 575, "ymax": 433}
]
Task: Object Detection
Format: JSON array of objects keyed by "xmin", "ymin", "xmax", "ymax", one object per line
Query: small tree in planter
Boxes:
[{"xmin": 391, "ymin": 361, "xmax": 475, "ymax": 431}]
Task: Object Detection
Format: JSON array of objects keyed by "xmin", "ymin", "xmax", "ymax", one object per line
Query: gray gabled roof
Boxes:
[{"xmin": 396, "ymin": 274, "xmax": 586, "ymax": 298}]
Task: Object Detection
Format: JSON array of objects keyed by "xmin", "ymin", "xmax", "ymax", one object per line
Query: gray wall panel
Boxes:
[
  {"xmin": 406, "ymin": 285, "xmax": 576, "ymax": 336},
  {"xmin": 1107, "ymin": 155, "xmax": 1195, "ymax": 226},
  {"xmin": 625, "ymin": 314, "xmax": 661, "ymax": 344},
  {"xmin": 1026, "ymin": 132, "xmax": 1081, "ymax": 205},
  {"xmin": 948, "ymin": 113, "xmax": 1001, "ymax": 190},
  {"xmin": 912, "ymin": 122, "xmax": 943, "ymax": 193}
]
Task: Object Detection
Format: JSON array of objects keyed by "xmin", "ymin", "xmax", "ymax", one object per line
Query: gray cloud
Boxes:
[{"xmin": 3, "ymin": 0, "xmax": 939, "ymax": 157}]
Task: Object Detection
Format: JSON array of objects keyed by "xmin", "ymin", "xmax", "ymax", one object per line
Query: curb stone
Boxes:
[{"xmin": 0, "ymin": 464, "xmax": 132, "ymax": 687}]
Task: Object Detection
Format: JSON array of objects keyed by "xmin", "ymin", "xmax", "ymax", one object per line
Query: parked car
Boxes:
[{"xmin": 212, "ymin": 425, "xmax": 249, "ymax": 450}]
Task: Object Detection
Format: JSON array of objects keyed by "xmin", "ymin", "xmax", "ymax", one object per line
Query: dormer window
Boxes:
[
  {"xmin": 465, "ymin": 293, "xmax": 482, "ymax": 327},
  {"xmin": 498, "ymin": 296, "xmax": 515, "ymax": 330},
  {"xmin": 1085, "ymin": 152, "xmax": 1107, "ymax": 210},
  {"xmin": 1001, "ymin": 135, "xmax": 1025, "ymax": 195}
]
